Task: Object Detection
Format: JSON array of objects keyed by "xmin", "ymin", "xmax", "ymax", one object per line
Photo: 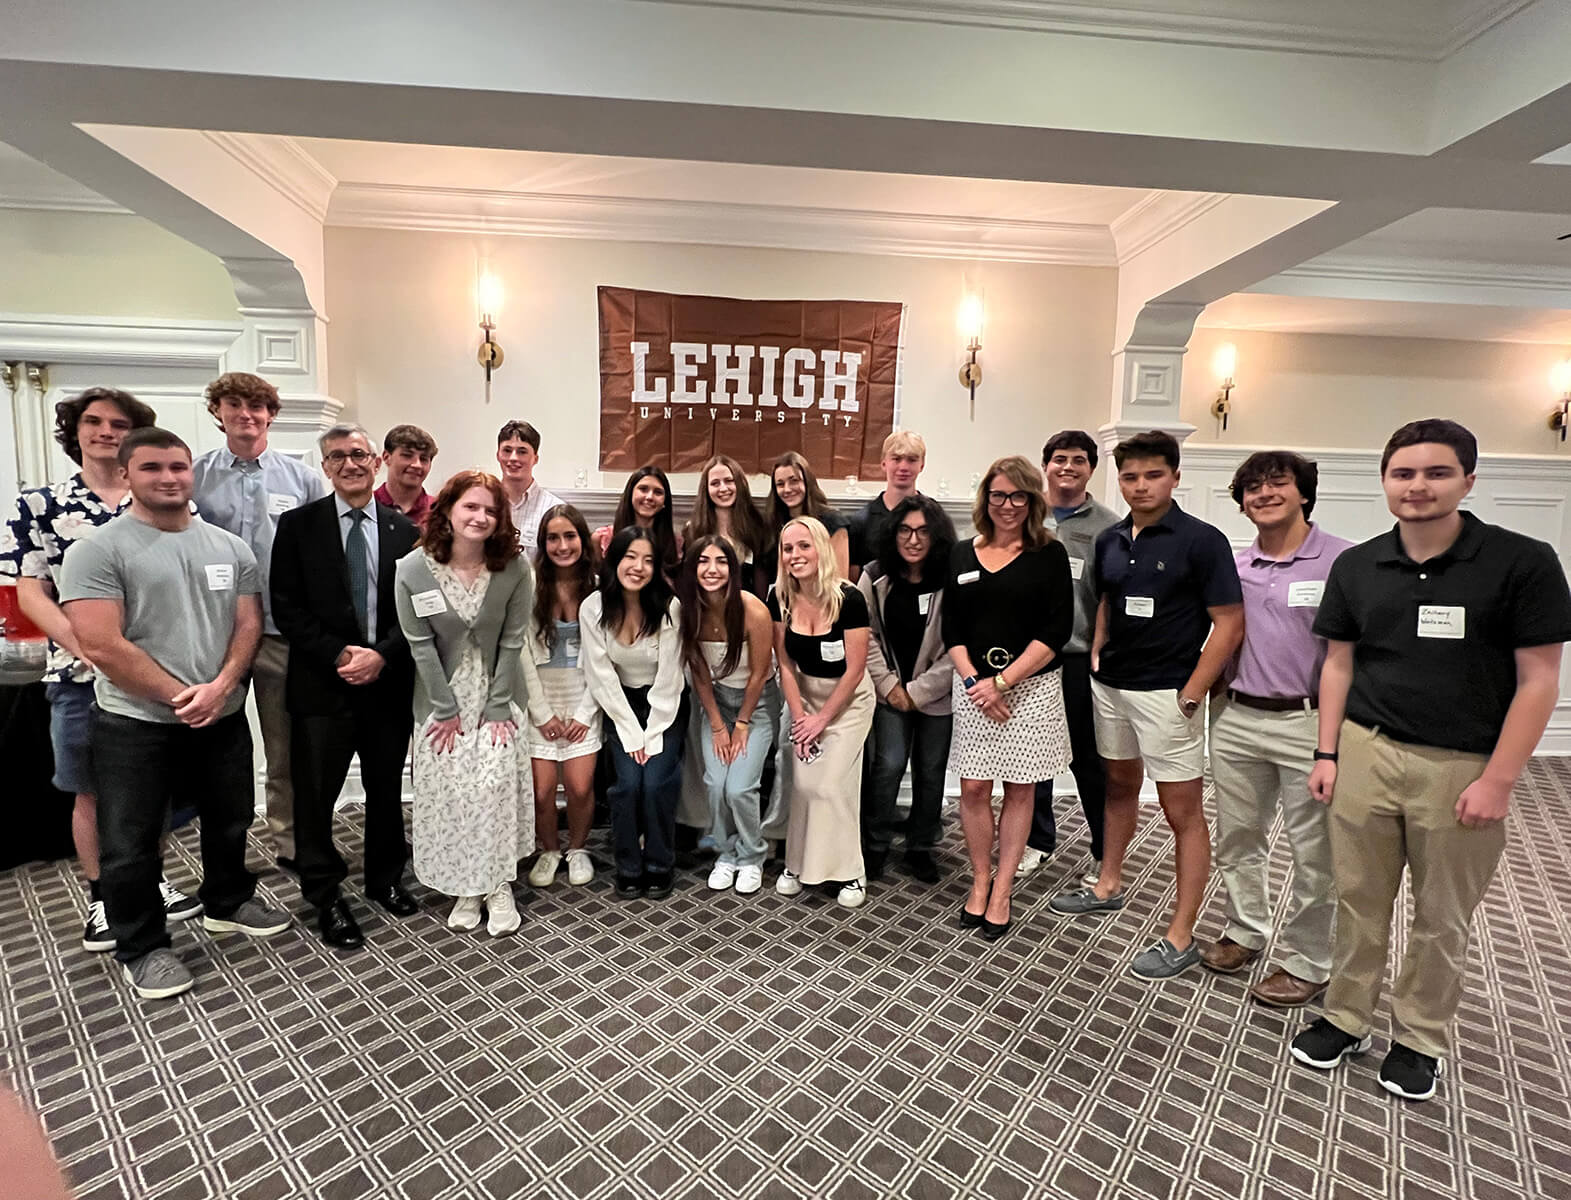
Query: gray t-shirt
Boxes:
[{"xmin": 57, "ymin": 514, "xmax": 261, "ymax": 724}]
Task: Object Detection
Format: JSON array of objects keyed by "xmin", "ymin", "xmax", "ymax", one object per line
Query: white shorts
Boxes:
[{"xmin": 1091, "ymin": 679, "xmax": 1205, "ymax": 782}]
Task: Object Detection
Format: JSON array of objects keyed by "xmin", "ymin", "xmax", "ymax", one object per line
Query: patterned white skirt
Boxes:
[{"xmin": 948, "ymin": 670, "xmax": 1072, "ymax": 784}]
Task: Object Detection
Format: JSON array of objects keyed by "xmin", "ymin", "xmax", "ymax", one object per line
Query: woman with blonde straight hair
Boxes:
[
  {"xmin": 768, "ymin": 516, "xmax": 877, "ymax": 908},
  {"xmin": 943, "ymin": 455, "xmax": 1074, "ymax": 942}
]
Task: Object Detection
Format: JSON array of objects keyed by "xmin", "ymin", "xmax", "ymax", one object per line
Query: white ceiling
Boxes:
[
  {"xmin": 1199, "ymin": 291, "xmax": 1571, "ymax": 343},
  {"xmin": 1337, "ymin": 207, "xmax": 1571, "ymax": 266}
]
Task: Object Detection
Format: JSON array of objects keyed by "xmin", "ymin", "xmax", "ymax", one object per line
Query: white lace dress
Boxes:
[{"xmin": 411, "ymin": 561, "xmax": 535, "ymax": 896}]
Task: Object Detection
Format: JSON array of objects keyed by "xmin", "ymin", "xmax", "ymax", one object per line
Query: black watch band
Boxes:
[{"xmin": 1313, "ymin": 750, "xmax": 1338, "ymax": 763}]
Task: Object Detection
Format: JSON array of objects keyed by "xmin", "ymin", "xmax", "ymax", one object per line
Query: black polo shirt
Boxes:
[
  {"xmin": 1092, "ymin": 502, "xmax": 1242, "ymax": 691},
  {"xmin": 1314, "ymin": 512, "xmax": 1571, "ymax": 755}
]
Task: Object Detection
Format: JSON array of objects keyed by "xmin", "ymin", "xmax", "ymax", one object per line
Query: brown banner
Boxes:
[{"xmin": 598, "ymin": 286, "xmax": 903, "ymax": 478}]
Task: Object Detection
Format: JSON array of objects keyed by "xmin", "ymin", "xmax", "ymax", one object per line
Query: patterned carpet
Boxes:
[{"xmin": 3, "ymin": 761, "xmax": 1571, "ymax": 1200}]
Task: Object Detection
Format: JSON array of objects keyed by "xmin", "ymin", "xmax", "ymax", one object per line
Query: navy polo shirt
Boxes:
[
  {"xmin": 1093, "ymin": 501, "xmax": 1242, "ymax": 691},
  {"xmin": 1315, "ymin": 512, "xmax": 1571, "ymax": 755}
]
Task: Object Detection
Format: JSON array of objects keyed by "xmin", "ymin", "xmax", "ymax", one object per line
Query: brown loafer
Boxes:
[
  {"xmin": 1250, "ymin": 968, "xmax": 1327, "ymax": 1008},
  {"xmin": 1200, "ymin": 936, "xmax": 1260, "ymax": 975}
]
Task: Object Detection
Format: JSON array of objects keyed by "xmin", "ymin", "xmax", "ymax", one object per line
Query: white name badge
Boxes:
[
  {"xmin": 1287, "ymin": 581, "xmax": 1325, "ymax": 608},
  {"xmin": 204, "ymin": 563, "xmax": 234, "ymax": 591},
  {"xmin": 1418, "ymin": 605, "xmax": 1465, "ymax": 639},
  {"xmin": 1125, "ymin": 596, "xmax": 1155, "ymax": 618},
  {"xmin": 565, "ymin": 638, "xmax": 580, "ymax": 664},
  {"xmin": 411, "ymin": 589, "xmax": 447, "ymax": 619},
  {"xmin": 957, "ymin": 570, "xmax": 980, "ymax": 586},
  {"xmin": 820, "ymin": 638, "xmax": 846, "ymax": 663},
  {"xmin": 918, "ymin": 592, "xmax": 933, "ymax": 616},
  {"xmin": 267, "ymin": 493, "xmax": 295, "ymax": 516},
  {"xmin": 1069, "ymin": 557, "xmax": 1085, "ymax": 581}
]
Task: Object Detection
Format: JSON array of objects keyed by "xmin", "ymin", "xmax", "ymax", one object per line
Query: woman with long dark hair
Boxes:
[
  {"xmin": 395, "ymin": 471, "xmax": 534, "ymax": 936},
  {"xmin": 580, "ymin": 527, "xmax": 685, "ymax": 898},
  {"xmin": 857, "ymin": 494, "xmax": 957, "ymax": 885},
  {"xmin": 765, "ymin": 452, "xmax": 850, "ymax": 579},
  {"xmin": 676, "ymin": 536, "xmax": 777, "ymax": 895},
  {"xmin": 682, "ymin": 455, "xmax": 770, "ymax": 595},
  {"xmin": 593, "ymin": 465, "xmax": 680, "ymax": 575},
  {"xmin": 519, "ymin": 504, "xmax": 602, "ymax": 889}
]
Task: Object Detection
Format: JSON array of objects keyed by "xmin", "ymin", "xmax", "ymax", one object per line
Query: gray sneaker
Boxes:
[
  {"xmin": 1130, "ymin": 938, "xmax": 1203, "ymax": 980},
  {"xmin": 122, "ymin": 948, "xmax": 195, "ymax": 1000},
  {"xmin": 1049, "ymin": 887, "xmax": 1126, "ymax": 915},
  {"xmin": 203, "ymin": 898, "xmax": 290, "ymax": 937}
]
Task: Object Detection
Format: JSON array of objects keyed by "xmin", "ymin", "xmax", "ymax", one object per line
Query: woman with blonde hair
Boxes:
[
  {"xmin": 769, "ymin": 516, "xmax": 877, "ymax": 907},
  {"xmin": 942, "ymin": 455, "xmax": 1074, "ymax": 941},
  {"xmin": 682, "ymin": 454, "xmax": 770, "ymax": 596}
]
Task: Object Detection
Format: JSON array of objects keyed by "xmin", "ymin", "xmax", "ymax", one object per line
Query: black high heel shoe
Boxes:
[
  {"xmin": 959, "ymin": 883, "xmax": 991, "ymax": 929},
  {"xmin": 979, "ymin": 914, "xmax": 1012, "ymax": 942}
]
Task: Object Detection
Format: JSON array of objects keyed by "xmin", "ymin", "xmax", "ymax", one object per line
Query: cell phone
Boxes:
[{"xmin": 801, "ymin": 740, "xmax": 824, "ymax": 763}]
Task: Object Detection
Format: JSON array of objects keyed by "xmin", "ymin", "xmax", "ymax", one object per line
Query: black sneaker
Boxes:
[
  {"xmin": 643, "ymin": 870, "xmax": 674, "ymax": 900},
  {"xmin": 1290, "ymin": 1017, "xmax": 1373, "ymax": 1069},
  {"xmin": 82, "ymin": 899, "xmax": 115, "ymax": 953},
  {"xmin": 1379, "ymin": 1042, "xmax": 1443, "ymax": 1101},
  {"xmin": 159, "ymin": 878, "xmax": 204, "ymax": 922},
  {"xmin": 615, "ymin": 875, "xmax": 644, "ymax": 899}
]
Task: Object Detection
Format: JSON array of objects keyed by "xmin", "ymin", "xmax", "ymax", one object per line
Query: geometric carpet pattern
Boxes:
[{"xmin": 3, "ymin": 760, "xmax": 1571, "ymax": 1200}]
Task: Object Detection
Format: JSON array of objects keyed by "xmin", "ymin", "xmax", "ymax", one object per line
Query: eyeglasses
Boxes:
[
  {"xmin": 896, "ymin": 525, "xmax": 931, "ymax": 541},
  {"xmin": 324, "ymin": 449, "xmax": 374, "ymax": 466},
  {"xmin": 987, "ymin": 490, "xmax": 1031, "ymax": 509}
]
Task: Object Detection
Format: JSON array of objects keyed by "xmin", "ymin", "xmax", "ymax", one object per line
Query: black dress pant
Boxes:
[
  {"xmin": 290, "ymin": 694, "xmax": 413, "ymax": 909},
  {"xmin": 1030, "ymin": 654, "xmax": 1106, "ymax": 860}
]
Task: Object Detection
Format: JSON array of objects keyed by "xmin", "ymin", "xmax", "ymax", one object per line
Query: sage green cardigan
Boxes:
[{"xmin": 393, "ymin": 550, "xmax": 533, "ymax": 725}]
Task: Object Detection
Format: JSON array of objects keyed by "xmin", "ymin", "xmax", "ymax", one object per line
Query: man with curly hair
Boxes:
[
  {"xmin": 191, "ymin": 373, "xmax": 328, "ymax": 872},
  {"xmin": 2, "ymin": 387, "xmax": 201, "ymax": 951}
]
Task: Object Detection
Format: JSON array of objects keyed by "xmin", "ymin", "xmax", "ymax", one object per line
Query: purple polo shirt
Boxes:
[{"xmin": 1232, "ymin": 523, "xmax": 1353, "ymax": 699}]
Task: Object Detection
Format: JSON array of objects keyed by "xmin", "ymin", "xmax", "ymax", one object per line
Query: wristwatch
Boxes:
[
  {"xmin": 961, "ymin": 675, "xmax": 978, "ymax": 690},
  {"xmin": 1178, "ymin": 694, "xmax": 1200, "ymax": 717},
  {"xmin": 1313, "ymin": 750, "xmax": 1338, "ymax": 763}
]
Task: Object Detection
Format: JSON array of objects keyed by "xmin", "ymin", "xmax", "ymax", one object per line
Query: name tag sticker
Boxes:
[
  {"xmin": 565, "ymin": 638, "xmax": 580, "ymax": 664},
  {"xmin": 266, "ymin": 493, "xmax": 295, "ymax": 516},
  {"xmin": 820, "ymin": 638, "xmax": 846, "ymax": 663},
  {"xmin": 411, "ymin": 589, "xmax": 447, "ymax": 619},
  {"xmin": 1287, "ymin": 581, "xmax": 1325, "ymax": 608},
  {"xmin": 1069, "ymin": 557, "xmax": 1085, "ymax": 580},
  {"xmin": 1125, "ymin": 596, "xmax": 1155, "ymax": 618},
  {"xmin": 204, "ymin": 563, "xmax": 234, "ymax": 591},
  {"xmin": 1418, "ymin": 605, "xmax": 1465, "ymax": 639},
  {"xmin": 918, "ymin": 592, "xmax": 933, "ymax": 616},
  {"xmin": 957, "ymin": 570, "xmax": 980, "ymax": 586}
]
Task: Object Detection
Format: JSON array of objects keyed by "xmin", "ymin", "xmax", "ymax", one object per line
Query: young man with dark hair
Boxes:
[
  {"xmin": 1203, "ymin": 450, "xmax": 1351, "ymax": 1007},
  {"xmin": 2, "ymin": 388, "xmax": 200, "ymax": 952},
  {"xmin": 191, "ymin": 372, "xmax": 328, "ymax": 873},
  {"xmin": 375, "ymin": 424, "xmax": 438, "ymax": 529},
  {"xmin": 1051, "ymin": 430, "xmax": 1244, "ymax": 981},
  {"xmin": 1017, "ymin": 430, "xmax": 1117, "ymax": 882},
  {"xmin": 60, "ymin": 428, "xmax": 290, "ymax": 1000},
  {"xmin": 496, "ymin": 420, "xmax": 561, "ymax": 554},
  {"xmin": 1290, "ymin": 419, "xmax": 1570, "ymax": 1101}
]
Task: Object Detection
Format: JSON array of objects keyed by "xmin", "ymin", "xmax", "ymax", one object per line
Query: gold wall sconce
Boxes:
[
  {"xmin": 1211, "ymin": 342, "xmax": 1237, "ymax": 431},
  {"xmin": 957, "ymin": 293, "xmax": 984, "ymax": 417},
  {"xmin": 1550, "ymin": 358, "xmax": 1571, "ymax": 441},
  {"xmin": 477, "ymin": 272, "xmax": 504, "ymax": 388}
]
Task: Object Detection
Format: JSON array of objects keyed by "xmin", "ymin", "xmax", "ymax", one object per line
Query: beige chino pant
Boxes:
[
  {"xmin": 1209, "ymin": 700, "xmax": 1334, "ymax": 982},
  {"xmin": 249, "ymin": 634, "xmax": 296, "ymax": 859},
  {"xmin": 1324, "ymin": 720, "xmax": 1502, "ymax": 1059}
]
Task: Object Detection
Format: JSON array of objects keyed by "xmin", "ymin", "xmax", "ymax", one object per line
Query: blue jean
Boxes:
[
  {"xmin": 704, "ymin": 681, "xmax": 777, "ymax": 868},
  {"xmin": 864, "ymin": 703, "xmax": 953, "ymax": 855},
  {"xmin": 606, "ymin": 685, "xmax": 685, "ymax": 878}
]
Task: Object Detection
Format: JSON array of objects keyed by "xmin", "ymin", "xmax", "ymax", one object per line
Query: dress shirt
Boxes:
[
  {"xmin": 1231, "ymin": 523, "xmax": 1352, "ymax": 699},
  {"xmin": 335, "ymin": 494, "xmax": 380, "ymax": 641},
  {"xmin": 374, "ymin": 483, "xmax": 433, "ymax": 529},
  {"xmin": 509, "ymin": 480, "xmax": 564, "ymax": 554}
]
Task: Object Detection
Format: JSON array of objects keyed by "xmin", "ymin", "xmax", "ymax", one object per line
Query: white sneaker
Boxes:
[
  {"xmin": 837, "ymin": 877, "xmax": 868, "ymax": 909},
  {"xmin": 708, "ymin": 862, "xmax": 737, "ymax": 890},
  {"xmin": 1016, "ymin": 847, "xmax": 1047, "ymax": 877},
  {"xmin": 775, "ymin": 869, "xmax": 802, "ymax": 897},
  {"xmin": 565, "ymin": 849, "xmax": 595, "ymax": 886},
  {"xmin": 1083, "ymin": 859, "xmax": 1103, "ymax": 887},
  {"xmin": 528, "ymin": 851, "xmax": 562, "ymax": 888},
  {"xmin": 447, "ymin": 895, "xmax": 483, "ymax": 931},
  {"xmin": 486, "ymin": 885, "xmax": 521, "ymax": 936},
  {"xmin": 734, "ymin": 865, "xmax": 763, "ymax": 895}
]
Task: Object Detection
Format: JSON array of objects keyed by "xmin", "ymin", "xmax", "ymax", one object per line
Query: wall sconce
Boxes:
[
  {"xmin": 1550, "ymin": 358, "xmax": 1571, "ymax": 441},
  {"xmin": 1211, "ymin": 342, "xmax": 1237, "ymax": 431},
  {"xmin": 957, "ymin": 293, "xmax": 984, "ymax": 417},
  {"xmin": 477, "ymin": 271, "xmax": 504, "ymax": 388}
]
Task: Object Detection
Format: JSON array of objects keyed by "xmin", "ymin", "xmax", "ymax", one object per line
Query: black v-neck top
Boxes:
[{"xmin": 941, "ymin": 539, "xmax": 1073, "ymax": 678}]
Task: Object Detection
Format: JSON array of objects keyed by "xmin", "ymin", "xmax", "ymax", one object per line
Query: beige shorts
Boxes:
[{"xmin": 1091, "ymin": 679, "xmax": 1205, "ymax": 782}]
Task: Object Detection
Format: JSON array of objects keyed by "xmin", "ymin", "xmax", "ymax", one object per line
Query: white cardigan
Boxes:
[
  {"xmin": 517, "ymin": 611, "xmax": 602, "ymax": 730},
  {"xmin": 578, "ymin": 592, "xmax": 684, "ymax": 755}
]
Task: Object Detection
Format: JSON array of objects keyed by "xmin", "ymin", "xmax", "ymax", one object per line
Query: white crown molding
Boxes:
[
  {"xmin": 1277, "ymin": 253, "xmax": 1571, "ymax": 296},
  {"xmin": 1110, "ymin": 191, "xmax": 1229, "ymax": 264},
  {"xmin": 327, "ymin": 184, "xmax": 1118, "ymax": 265},
  {"xmin": 0, "ymin": 314, "xmax": 242, "ymax": 368},
  {"xmin": 0, "ymin": 191, "xmax": 127, "ymax": 215},
  {"xmin": 1439, "ymin": 0, "xmax": 1539, "ymax": 56},
  {"xmin": 201, "ymin": 132, "xmax": 337, "ymax": 225}
]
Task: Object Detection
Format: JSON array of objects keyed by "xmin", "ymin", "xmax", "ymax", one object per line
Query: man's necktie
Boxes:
[{"xmin": 346, "ymin": 508, "xmax": 370, "ymax": 638}]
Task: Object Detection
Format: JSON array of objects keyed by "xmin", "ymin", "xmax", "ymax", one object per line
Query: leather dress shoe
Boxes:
[
  {"xmin": 863, "ymin": 849, "xmax": 888, "ymax": 882},
  {"xmin": 904, "ymin": 849, "xmax": 940, "ymax": 885},
  {"xmin": 367, "ymin": 884, "xmax": 419, "ymax": 917},
  {"xmin": 1200, "ymin": 936, "xmax": 1261, "ymax": 975},
  {"xmin": 1250, "ymin": 968, "xmax": 1328, "ymax": 1008},
  {"xmin": 643, "ymin": 870, "xmax": 674, "ymax": 900},
  {"xmin": 318, "ymin": 899, "xmax": 365, "ymax": 950}
]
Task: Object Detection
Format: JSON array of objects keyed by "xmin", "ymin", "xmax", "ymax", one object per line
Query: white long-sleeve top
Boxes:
[{"xmin": 578, "ymin": 592, "xmax": 684, "ymax": 755}]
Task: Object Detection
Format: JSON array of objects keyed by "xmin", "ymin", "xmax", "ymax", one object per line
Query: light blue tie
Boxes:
[{"xmin": 346, "ymin": 508, "xmax": 370, "ymax": 638}]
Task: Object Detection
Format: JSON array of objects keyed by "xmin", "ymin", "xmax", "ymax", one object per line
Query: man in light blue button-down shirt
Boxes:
[{"xmin": 192, "ymin": 372, "xmax": 328, "ymax": 868}]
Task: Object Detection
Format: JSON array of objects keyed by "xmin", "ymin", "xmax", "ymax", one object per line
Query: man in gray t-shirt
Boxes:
[{"xmin": 59, "ymin": 428, "xmax": 291, "ymax": 1001}]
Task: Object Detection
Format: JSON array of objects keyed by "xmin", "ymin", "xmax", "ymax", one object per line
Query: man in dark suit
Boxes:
[{"xmin": 271, "ymin": 422, "xmax": 421, "ymax": 948}]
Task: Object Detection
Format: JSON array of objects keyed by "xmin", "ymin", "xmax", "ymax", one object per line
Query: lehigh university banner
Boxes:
[{"xmin": 597, "ymin": 286, "xmax": 904, "ymax": 478}]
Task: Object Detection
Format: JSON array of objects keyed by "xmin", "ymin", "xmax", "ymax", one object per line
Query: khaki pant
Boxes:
[
  {"xmin": 250, "ymin": 634, "xmax": 295, "ymax": 859},
  {"xmin": 1324, "ymin": 720, "xmax": 1502, "ymax": 1059},
  {"xmin": 1209, "ymin": 700, "xmax": 1334, "ymax": 982}
]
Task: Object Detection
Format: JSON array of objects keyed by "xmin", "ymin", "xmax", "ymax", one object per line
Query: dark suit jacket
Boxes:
[{"xmin": 271, "ymin": 495, "xmax": 420, "ymax": 717}]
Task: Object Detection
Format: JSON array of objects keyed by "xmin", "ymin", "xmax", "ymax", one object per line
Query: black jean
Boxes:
[
  {"xmin": 605, "ymin": 685, "xmax": 684, "ymax": 879},
  {"xmin": 94, "ymin": 709, "xmax": 257, "ymax": 962},
  {"xmin": 290, "ymin": 695, "xmax": 413, "ymax": 909},
  {"xmin": 864, "ymin": 704, "xmax": 953, "ymax": 855},
  {"xmin": 1031, "ymin": 654, "xmax": 1106, "ymax": 859}
]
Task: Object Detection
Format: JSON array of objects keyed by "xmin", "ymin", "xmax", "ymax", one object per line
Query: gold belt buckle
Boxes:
[{"xmin": 984, "ymin": 647, "xmax": 1013, "ymax": 670}]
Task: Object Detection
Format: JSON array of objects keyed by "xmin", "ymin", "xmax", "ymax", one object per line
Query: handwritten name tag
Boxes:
[
  {"xmin": 957, "ymin": 570, "xmax": 980, "ymax": 586},
  {"xmin": 820, "ymin": 638, "xmax": 846, "ymax": 663},
  {"xmin": 1069, "ymin": 557, "xmax": 1085, "ymax": 580},
  {"xmin": 918, "ymin": 592, "xmax": 933, "ymax": 616},
  {"xmin": 1125, "ymin": 596, "xmax": 1154, "ymax": 618},
  {"xmin": 204, "ymin": 564, "xmax": 234, "ymax": 591},
  {"xmin": 267, "ymin": 493, "xmax": 295, "ymax": 516},
  {"xmin": 1417, "ymin": 605, "xmax": 1465, "ymax": 639},
  {"xmin": 411, "ymin": 589, "xmax": 447, "ymax": 619},
  {"xmin": 1287, "ymin": 581, "xmax": 1324, "ymax": 608}
]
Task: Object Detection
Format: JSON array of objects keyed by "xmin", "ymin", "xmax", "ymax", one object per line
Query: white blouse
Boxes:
[{"xmin": 578, "ymin": 592, "xmax": 684, "ymax": 755}]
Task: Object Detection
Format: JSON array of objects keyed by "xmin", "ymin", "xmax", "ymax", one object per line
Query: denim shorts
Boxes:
[{"xmin": 46, "ymin": 680, "xmax": 97, "ymax": 796}]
